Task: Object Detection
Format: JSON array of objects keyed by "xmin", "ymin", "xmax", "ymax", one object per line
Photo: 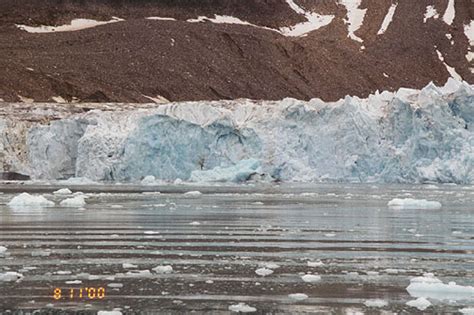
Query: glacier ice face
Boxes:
[
  {"xmin": 27, "ymin": 118, "xmax": 89, "ymax": 179},
  {"xmin": 20, "ymin": 79, "xmax": 474, "ymax": 184}
]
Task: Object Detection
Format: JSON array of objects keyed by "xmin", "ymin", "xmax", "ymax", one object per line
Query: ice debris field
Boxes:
[{"xmin": 2, "ymin": 79, "xmax": 473, "ymax": 184}]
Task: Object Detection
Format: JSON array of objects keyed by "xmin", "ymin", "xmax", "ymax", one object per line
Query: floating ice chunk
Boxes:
[
  {"xmin": 141, "ymin": 175, "xmax": 162, "ymax": 185},
  {"xmin": 122, "ymin": 263, "xmax": 138, "ymax": 269},
  {"xmin": 190, "ymin": 159, "xmax": 261, "ymax": 183},
  {"xmin": 125, "ymin": 270, "xmax": 152, "ymax": 278},
  {"xmin": 324, "ymin": 233, "xmax": 336, "ymax": 237},
  {"xmin": 107, "ymin": 283, "xmax": 123, "ymax": 288},
  {"xmin": 184, "ymin": 191, "xmax": 202, "ymax": 197},
  {"xmin": 0, "ymin": 272, "xmax": 23, "ymax": 282},
  {"xmin": 255, "ymin": 268, "xmax": 273, "ymax": 277},
  {"xmin": 0, "ymin": 246, "xmax": 7, "ymax": 254},
  {"xmin": 288, "ymin": 293, "xmax": 308, "ymax": 301},
  {"xmin": 54, "ymin": 270, "xmax": 72, "ymax": 275},
  {"xmin": 406, "ymin": 297, "xmax": 431, "ymax": 311},
  {"xmin": 189, "ymin": 221, "xmax": 201, "ymax": 226},
  {"xmin": 31, "ymin": 250, "xmax": 51, "ymax": 257},
  {"xmin": 8, "ymin": 193, "xmax": 55, "ymax": 207},
  {"xmin": 98, "ymin": 311, "xmax": 123, "ymax": 315},
  {"xmin": 152, "ymin": 265, "xmax": 173, "ymax": 274},
  {"xmin": 261, "ymin": 262, "xmax": 280, "ymax": 269},
  {"xmin": 387, "ymin": 198, "xmax": 442, "ymax": 210},
  {"xmin": 60, "ymin": 195, "xmax": 86, "ymax": 207},
  {"xmin": 364, "ymin": 299, "xmax": 388, "ymax": 308},
  {"xmin": 406, "ymin": 275, "xmax": 474, "ymax": 300},
  {"xmin": 301, "ymin": 274, "xmax": 321, "ymax": 283},
  {"xmin": 460, "ymin": 308, "xmax": 474, "ymax": 315},
  {"xmin": 307, "ymin": 260, "xmax": 324, "ymax": 267},
  {"xmin": 144, "ymin": 231, "xmax": 160, "ymax": 235},
  {"xmin": 53, "ymin": 188, "xmax": 72, "ymax": 195},
  {"xmin": 228, "ymin": 303, "xmax": 257, "ymax": 313},
  {"xmin": 65, "ymin": 280, "xmax": 82, "ymax": 284}
]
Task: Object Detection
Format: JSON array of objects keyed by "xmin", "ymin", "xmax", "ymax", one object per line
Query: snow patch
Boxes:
[
  {"xmin": 280, "ymin": 0, "xmax": 334, "ymax": 37},
  {"xmin": 17, "ymin": 17, "xmax": 124, "ymax": 33},
  {"xmin": 8, "ymin": 193, "xmax": 55, "ymax": 207},
  {"xmin": 424, "ymin": 5, "xmax": 439, "ymax": 23},
  {"xmin": 442, "ymin": 0, "xmax": 456, "ymax": 25},
  {"xmin": 146, "ymin": 17, "xmax": 177, "ymax": 21},
  {"xmin": 339, "ymin": 0, "xmax": 367, "ymax": 42},
  {"xmin": 387, "ymin": 198, "xmax": 442, "ymax": 209},
  {"xmin": 436, "ymin": 50, "xmax": 463, "ymax": 81},
  {"xmin": 377, "ymin": 3, "xmax": 397, "ymax": 35}
]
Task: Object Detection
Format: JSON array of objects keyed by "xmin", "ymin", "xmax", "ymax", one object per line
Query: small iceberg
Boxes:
[
  {"xmin": 255, "ymin": 268, "xmax": 273, "ymax": 277},
  {"xmin": 184, "ymin": 191, "xmax": 202, "ymax": 197},
  {"xmin": 152, "ymin": 265, "xmax": 173, "ymax": 274},
  {"xmin": 60, "ymin": 195, "xmax": 86, "ymax": 207},
  {"xmin": 288, "ymin": 293, "xmax": 308, "ymax": 301},
  {"xmin": 190, "ymin": 159, "xmax": 262, "ymax": 183},
  {"xmin": 53, "ymin": 188, "xmax": 72, "ymax": 195},
  {"xmin": 388, "ymin": 198, "xmax": 442, "ymax": 209},
  {"xmin": 8, "ymin": 193, "xmax": 55, "ymax": 207},
  {"xmin": 228, "ymin": 303, "xmax": 256, "ymax": 313},
  {"xmin": 301, "ymin": 274, "xmax": 321, "ymax": 283},
  {"xmin": 364, "ymin": 299, "xmax": 388, "ymax": 308},
  {"xmin": 406, "ymin": 297, "xmax": 431, "ymax": 311},
  {"xmin": 0, "ymin": 271, "xmax": 23, "ymax": 282},
  {"xmin": 406, "ymin": 275, "xmax": 474, "ymax": 300}
]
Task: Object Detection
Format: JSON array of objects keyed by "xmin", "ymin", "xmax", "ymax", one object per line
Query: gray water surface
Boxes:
[{"xmin": 0, "ymin": 183, "xmax": 473, "ymax": 314}]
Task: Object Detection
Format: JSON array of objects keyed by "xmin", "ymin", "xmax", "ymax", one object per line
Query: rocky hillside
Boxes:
[{"xmin": 0, "ymin": 0, "xmax": 472, "ymax": 103}]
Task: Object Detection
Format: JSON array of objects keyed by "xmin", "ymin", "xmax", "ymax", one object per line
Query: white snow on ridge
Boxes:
[
  {"xmin": 442, "ymin": 0, "xmax": 456, "ymax": 25},
  {"xmin": 339, "ymin": 0, "xmax": 367, "ymax": 42},
  {"xmin": 436, "ymin": 50, "xmax": 463, "ymax": 81},
  {"xmin": 146, "ymin": 17, "xmax": 177, "ymax": 21},
  {"xmin": 466, "ymin": 21, "xmax": 474, "ymax": 45},
  {"xmin": 16, "ymin": 17, "xmax": 124, "ymax": 33},
  {"xmin": 187, "ymin": 15, "xmax": 253, "ymax": 26},
  {"xmin": 187, "ymin": 2, "xmax": 334, "ymax": 38},
  {"xmin": 424, "ymin": 5, "xmax": 439, "ymax": 23},
  {"xmin": 377, "ymin": 3, "xmax": 398, "ymax": 35},
  {"xmin": 280, "ymin": 0, "xmax": 334, "ymax": 37}
]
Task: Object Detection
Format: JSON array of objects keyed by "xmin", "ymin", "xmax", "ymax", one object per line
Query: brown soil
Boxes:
[{"xmin": 0, "ymin": 0, "xmax": 472, "ymax": 103}]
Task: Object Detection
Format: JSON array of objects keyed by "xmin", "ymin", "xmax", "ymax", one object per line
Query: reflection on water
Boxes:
[{"xmin": 0, "ymin": 183, "xmax": 473, "ymax": 313}]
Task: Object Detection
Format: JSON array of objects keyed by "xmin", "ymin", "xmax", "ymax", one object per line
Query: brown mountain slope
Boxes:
[{"xmin": 0, "ymin": 0, "xmax": 472, "ymax": 103}]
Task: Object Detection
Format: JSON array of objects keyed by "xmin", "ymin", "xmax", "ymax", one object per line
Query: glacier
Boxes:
[{"xmin": 2, "ymin": 79, "xmax": 473, "ymax": 184}]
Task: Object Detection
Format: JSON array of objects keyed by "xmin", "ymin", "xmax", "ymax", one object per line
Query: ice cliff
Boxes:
[{"xmin": 2, "ymin": 79, "xmax": 473, "ymax": 184}]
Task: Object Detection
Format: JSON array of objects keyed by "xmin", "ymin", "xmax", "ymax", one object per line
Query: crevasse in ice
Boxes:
[{"xmin": 25, "ymin": 79, "xmax": 474, "ymax": 184}]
